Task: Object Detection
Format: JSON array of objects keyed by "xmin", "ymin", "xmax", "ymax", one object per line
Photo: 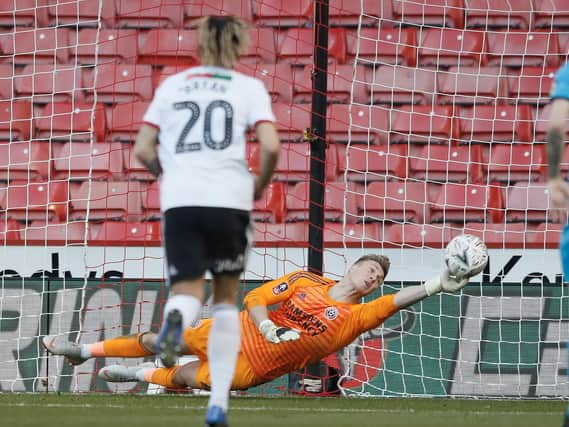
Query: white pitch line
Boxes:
[{"xmin": 0, "ymin": 402, "xmax": 562, "ymax": 416}]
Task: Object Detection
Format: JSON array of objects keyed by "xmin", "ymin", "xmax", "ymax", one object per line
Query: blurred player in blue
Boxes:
[{"xmin": 546, "ymin": 61, "xmax": 569, "ymax": 427}]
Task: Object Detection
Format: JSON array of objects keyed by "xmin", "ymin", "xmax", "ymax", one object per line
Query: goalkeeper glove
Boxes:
[
  {"xmin": 259, "ymin": 319, "xmax": 301, "ymax": 344},
  {"xmin": 424, "ymin": 269, "xmax": 469, "ymax": 296}
]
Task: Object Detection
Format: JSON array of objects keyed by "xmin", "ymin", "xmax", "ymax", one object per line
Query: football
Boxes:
[{"xmin": 444, "ymin": 234, "xmax": 488, "ymax": 279}]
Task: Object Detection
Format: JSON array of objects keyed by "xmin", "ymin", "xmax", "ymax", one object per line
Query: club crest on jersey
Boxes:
[
  {"xmin": 272, "ymin": 282, "xmax": 288, "ymax": 295},
  {"xmin": 325, "ymin": 306, "xmax": 339, "ymax": 320},
  {"xmin": 298, "ymin": 292, "xmax": 306, "ymax": 300}
]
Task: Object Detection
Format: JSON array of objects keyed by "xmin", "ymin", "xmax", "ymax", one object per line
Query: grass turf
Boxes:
[{"xmin": 0, "ymin": 393, "xmax": 566, "ymax": 427}]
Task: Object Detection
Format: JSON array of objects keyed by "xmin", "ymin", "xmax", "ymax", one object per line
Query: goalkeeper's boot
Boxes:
[
  {"xmin": 205, "ymin": 405, "xmax": 228, "ymax": 427},
  {"xmin": 41, "ymin": 335, "xmax": 87, "ymax": 366},
  {"xmin": 156, "ymin": 309, "xmax": 183, "ymax": 368},
  {"xmin": 98, "ymin": 362, "xmax": 155, "ymax": 383}
]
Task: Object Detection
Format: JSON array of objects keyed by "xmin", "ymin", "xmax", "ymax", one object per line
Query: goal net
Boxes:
[{"xmin": 0, "ymin": 0, "xmax": 568, "ymax": 399}]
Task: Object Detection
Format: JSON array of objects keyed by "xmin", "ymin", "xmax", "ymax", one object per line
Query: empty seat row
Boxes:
[
  {"xmin": 0, "ymin": 138, "xmax": 551, "ymax": 186},
  {"xmin": 0, "ymin": 178, "xmax": 554, "ymax": 225},
  {"xmin": 0, "ymin": 62, "xmax": 556, "ymax": 114},
  {"xmin": 0, "ymin": 213, "xmax": 562, "ymax": 248},
  {"xmin": 3, "ymin": 0, "xmax": 569, "ymax": 30},
  {"xmin": 2, "ymin": 100, "xmax": 551, "ymax": 146},
  {"xmin": 1, "ymin": 26, "xmax": 569, "ymax": 68}
]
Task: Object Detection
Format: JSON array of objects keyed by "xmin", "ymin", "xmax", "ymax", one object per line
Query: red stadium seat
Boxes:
[
  {"xmin": 384, "ymin": 222, "xmax": 460, "ymax": 248},
  {"xmin": 47, "ymin": 0, "xmax": 116, "ymax": 28},
  {"xmin": 287, "ymin": 181, "xmax": 359, "ymax": 223},
  {"xmin": 240, "ymin": 28, "xmax": 278, "ymax": 64},
  {"xmin": 249, "ymin": 142, "xmax": 338, "ymax": 182},
  {"xmin": 0, "ymin": 101, "xmax": 33, "ymax": 141},
  {"xmin": 360, "ymin": 180, "xmax": 434, "ymax": 224},
  {"xmin": 329, "ymin": 0, "xmax": 392, "ymax": 26},
  {"xmin": 85, "ymin": 63, "xmax": 154, "ymax": 103},
  {"xmin": 340, "ymin": 144, "xmax": 408, "ymax": 182},
  {"xmin": 36, "ymin": 102, "xmax": 106, "ymax": 142},
  {"xmin": 462, "ymin": 222, "xmax": 528, "ymax": 248},
  {"xmin": 272, "ymin": 103, "xmax": 311, "ymax": 143},
  {"xmin": 52, "ymin": 142, "xmax": 124, "ymax": 181},
  {"xmin": 142, "ymin": 180, "xmax": 160, "ymax": 220},
  {"xmin": 157, "ymin": 65, "xmax": 191, "ymax": 86},
  {"xmin": 107, "ymin": 101, "xmax": 150, "ymax": 142},
  {"xmin": 0, "ymin": 0, "xmax": 44, "ymax": 27},
  {"xmin": 459, "ymin": 105, "xmax": 533, "ymax": 143},
  {"xmin": 2, "ymin": 180, "xmax": 68, "ymax": 222},
  {"xmin": 234, "ymin": 63, "xmax": 293, "ymax": 103},
  {"xmin": 431, "ymin": 182, "xmax": 504, "ymax": 224},
  {"xmin": 323, "ymin": 222, "xmax": 382, "ymax": 247},
  {"xmin": 346, "ymin": 28, "xmax": 417, "ymax": 66},
  {"xmin": 184, "ymin": 0, "xmax": 253, "ymax": 26},
  {"xmin": 23, "ymin": 220, "xmax": 90, "ymax": 244},
  {"xmin": 506, "ymin": 182, "xmax": 550, "ymax": 223},
  {"xmin": 115, "ymin": 0, "xmax": 184, "ymax": 28},
  {"xmin": 390, "ymin": 105, "xmax": 456, "ymax": 145},
  {"xmin": 327, "ymin": 104, "xmax": 390, "ymax": 145},
  {"xmin": 368, "ymin": 65, "xmax": 436, "ymax": 105},
  {"xmin": 294, "ymin": 64, "xmax": 368, "ymax": 104},
  {"xmin": 0, "ymin": 142, "xmax": 50, "ymax": 180},
  {"xmin": 70, "ymin": 181, "xmax": 143, "ymax": 221},
  {"xmin": 409, "ymin": 144, "xmax": 485, "ymax": 183},
  {"xmin": 418, "ymin": 28, "xmax": 486, "ymax": 67},
  {"xmin": 393, "ymin": 0, "xmax": 465, "ymax": 28},
  {"xmin": 508, "ymin": 67, "xmax": 556, "ymax": 105},
  {"xmin": 92, "ymin": 221, "xmax": 161, "ymax": 244},
  {"xmin": 534, "ymin": 0, "xmax": 569, "ymax": 28},
  {"xmin": 76, "ymin": 29, "xmax": 139, "ymax": 64},
  {"xmin": 14, "ymin": 64, "xmax": 84, "ymax": 103},
  {"xmin": 278, "ymin": 28, "xmax": 346, "ymax": 65},
  {"xmin": 138, "ymin": 29, "xmax": 199, "ymax": 66},
  {"xmin": 487, "ymin": 143, "xmax": 546, "ymax": 182},
  {"xmin": 464, "ymin": 0, "xmax": 534, "ymax": 29},
  {"xmin": 0, "ymin": 219, "xmax": 22, "ymax": 244},
  {"xmin": 533, "ymin": 223, "xmax": 564, "ymax": 248},
  {"xmin": 123, "ymin": 146, "xmax": 156, "ymax": 181},
  {"xmin": 252, "ymin": 0, "xmax": 312, "ymax": 28},
  {"xmin": 253, "ymin": 182, "xmax": 286, "ymax": 223},
  {"xmin": 487, "ymin": 31, "xmax": 560, "ymax": 67},
  {"xmin": 253, "ymin": 222, "xmax": 308, "ymax": 246},
  {"xmin": 0, "ymin": 27, "xmax": 72, "ymax": 65},
  {"xmin": 0, "ymin": 64, "xmax": 14, "ymax": 101},
  {"xmin": 437, "ymin": 67, "xmax": 506, "ymax": 106}
]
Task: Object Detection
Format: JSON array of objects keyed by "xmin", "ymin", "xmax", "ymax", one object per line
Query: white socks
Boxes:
[
  {"xmin": 163, "ymin": 294, "xmax": 202, "ymax": 330},
  {"xmin": 207, "ymin": 304, "xmax": 240, "ymax": 412}
]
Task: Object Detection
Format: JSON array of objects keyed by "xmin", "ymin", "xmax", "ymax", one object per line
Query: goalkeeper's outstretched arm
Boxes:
[{"xmin": 393, "ymin": 269, "xmax": 469, "ymax": 309}]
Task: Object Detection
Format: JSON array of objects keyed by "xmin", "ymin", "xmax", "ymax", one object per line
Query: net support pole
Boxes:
[
  {"xmin": 307, "ymin": 0, "xmax": 329, "ymax": 275},
  {"xmin": 287, "ymin": 0, "xmax": 340, "ymax": 396}
]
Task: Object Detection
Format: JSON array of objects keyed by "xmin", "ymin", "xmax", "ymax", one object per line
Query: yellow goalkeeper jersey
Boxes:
[{"xmin": 241, "ymin": 270, "xmax": 399, "ymax": 382}]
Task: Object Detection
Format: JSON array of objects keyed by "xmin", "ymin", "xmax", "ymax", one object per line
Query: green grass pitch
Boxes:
[{"xmin": 0, "ymin": 393, "xmax": 566, "ymax": 427}]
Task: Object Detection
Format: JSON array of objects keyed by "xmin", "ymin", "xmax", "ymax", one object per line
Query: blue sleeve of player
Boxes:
[{"xmin": 551, "ymin": 63, "xmax": 569, "ymax": 100}]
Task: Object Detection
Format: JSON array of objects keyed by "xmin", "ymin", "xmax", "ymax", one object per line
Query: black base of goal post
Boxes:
[{"xmin": 288, "ymin": 0, "xmax": 340, "ymax": 397}]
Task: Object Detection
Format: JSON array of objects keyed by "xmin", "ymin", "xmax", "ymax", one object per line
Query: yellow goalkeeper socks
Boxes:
[
  {"xmin": 88, "ymin": 333, "xmax": 154, "ymax": 358},
  {"xmin": 143, "ymin": 366, "xmax": 182, "ymax": 389}
]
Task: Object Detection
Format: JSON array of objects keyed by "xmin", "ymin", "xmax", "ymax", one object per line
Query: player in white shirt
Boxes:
[{"xmin": 134, "ymin": 15, "xmax": 280, "ymax": 427}]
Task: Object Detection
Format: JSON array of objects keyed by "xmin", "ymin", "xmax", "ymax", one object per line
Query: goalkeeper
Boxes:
[{"xmin": 43, "ymin": 253, "xmax": 479, "ymax": 391}]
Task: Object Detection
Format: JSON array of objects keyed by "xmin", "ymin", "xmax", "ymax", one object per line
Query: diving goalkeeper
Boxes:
[{"xmin": 43, "ymin": 253, "xmax": 479, "ymax": 391}]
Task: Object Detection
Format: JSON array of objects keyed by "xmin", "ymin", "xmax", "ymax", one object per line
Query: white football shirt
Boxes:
[{"xmin": 143, "ymin": 65, "xmax": 275, "ymax": 212}]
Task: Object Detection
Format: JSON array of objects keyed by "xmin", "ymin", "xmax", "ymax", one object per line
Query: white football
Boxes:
[{"xmin": 445, "ymin": 234, "xmax": 488, "ymax": 279}]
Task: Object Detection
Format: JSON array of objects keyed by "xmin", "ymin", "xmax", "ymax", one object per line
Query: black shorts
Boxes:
[{"xmin": 163, "ymin": 207, "xmax": 251, "ymax": 285}]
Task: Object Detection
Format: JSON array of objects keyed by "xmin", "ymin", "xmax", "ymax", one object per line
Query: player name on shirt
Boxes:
[{"xmin": 179, "ymin": 76, "xmax": 229, "ymax": 94}]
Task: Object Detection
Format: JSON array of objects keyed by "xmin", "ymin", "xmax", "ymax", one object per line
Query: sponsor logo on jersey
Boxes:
[
  {"xmin": 272, "ymin": 282, "xmax": 288, "ymax": 295},
  {"xmin": 325, "ymin": 306, "xmax": 339, "ymax": 320}
]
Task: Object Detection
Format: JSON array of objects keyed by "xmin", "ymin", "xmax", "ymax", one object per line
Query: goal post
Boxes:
[{"xmin": 0, "ymin": 0, "xmax": 569, "ymax": 399}]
